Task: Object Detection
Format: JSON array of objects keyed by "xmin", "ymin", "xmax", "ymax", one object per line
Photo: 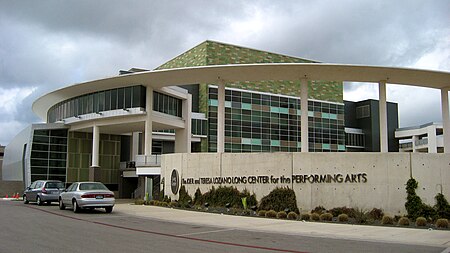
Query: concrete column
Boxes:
[
  {"xmin": 144, "ymin": 87, "xmax": 153, "ymax": 156},
  {"xmin": 89, "ymin": 125, "xmax": 101, "ymax": 181},
  {"xmin": 217, "ymin": 81, "xmax": 225, "ymax": 153},
  {"xmin": 427, "ymin": 125, "xmax": 437, "ymax": 153},
  {"xmin": 441, "ymin": 89, "xmax": 450, "ymax": 153},
  {"xmin": 379, "ymin": 80, "xmax": 388, "ymax": 152},
  {"xmin": 175, "ymin": 93, "xmax": 192, "ymax": 153},
  {"xmin": 132, "ymin": 132, "xmax": 140, "ymax": 159},
  {"xmin": 411, "ymin": 135, "xmax": 418, "ymax": 153},
  {"xmin": 300, "ymin": 78, "xmax": 309, "ymax": 152}
]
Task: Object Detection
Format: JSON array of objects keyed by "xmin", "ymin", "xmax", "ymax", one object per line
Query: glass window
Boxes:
[
  {"xmin": 125, "ymin": 87, "xmax": 132, "ymax": 108},
  {"xmin": 118, "ymin": 88, "xmax": 124, "ymax": 109},
  {"xmin": 111, "ymin": 89, "xmax": 118, "ymax": 110}
]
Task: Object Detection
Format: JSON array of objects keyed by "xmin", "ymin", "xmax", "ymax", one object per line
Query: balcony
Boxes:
[{"xmin": 135, "ymin": 154, "xmax": 161, "ymax": 167}]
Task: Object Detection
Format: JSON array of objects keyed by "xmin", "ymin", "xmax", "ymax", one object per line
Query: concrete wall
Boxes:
[{"xmin": 161, "ymin": 152, "xmax": 450, "ymax": 215}]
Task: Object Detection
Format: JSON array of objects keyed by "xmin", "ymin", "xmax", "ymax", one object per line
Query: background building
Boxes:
[{"xmin": 396, "ymin": 122, "xmax": 444, "ymax": 153}]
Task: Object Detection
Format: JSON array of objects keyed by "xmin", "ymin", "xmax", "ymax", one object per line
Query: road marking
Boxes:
[
  {"xmin": 22, "ymin": 204, "xmax": 309, "ymax": 253},
  {"xmin": 177, "ymin": 228, "xmax": 235, "ymax": 237}
]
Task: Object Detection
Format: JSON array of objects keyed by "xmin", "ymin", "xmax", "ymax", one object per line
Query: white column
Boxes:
[
  {"xmin": 92, "ymin": 125, "xmax": 100, "ymax": 167},
  {"xmin": 441, "ymin": 89, "xmax": 450, "ymax": 153},
  {"xmin": 300, "ymin": 78, "xmax": 309, "ymax": 152},
  {"xmin": 379, "ymin": 80, "xmax": 388, "ymax": 152},
  {"xmin": 175, "ymin": 93, "xmax": 192, "ymax": 153},
  {"xmin": 427, "ymin": 125, "xmax": 437, "ymax": 153},
  {"xmin": 412, "ymin": 135, "xmax": 418, "ymax": 153},
  {"xmin": 217, "ymin": 81, "xmax": 225, "ymax": 153},
  {"xmin": 132, "ymin": 132, "xmax": 140, "ymax": 159},
  {"xmin": 144, "ymin": 87, "xmax": 153, "ymax": 156}
]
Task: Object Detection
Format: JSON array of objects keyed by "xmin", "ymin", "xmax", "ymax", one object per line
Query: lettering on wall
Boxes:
[{"xmin": 181, "ymin": 173, "xmax": 368, "ymax": 185}]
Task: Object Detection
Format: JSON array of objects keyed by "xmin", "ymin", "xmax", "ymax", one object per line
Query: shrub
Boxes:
[
  {"xmin": 135, "ymin": 199, "xmax": 145, "ymax": 205},
  {"xmin": 193, "ymin": 188, "xmax": 203, "ymax": 205},
  {"xmin": 405, "ymin": 178, "xmax": 436, "ymax": 220},
  {"xmin": 312, "ymin": 206, "xmax": 326, "ymax": 215},
  {"xmin": 300, "ymin": 213, "xmax": 311, "ymax": 221},
  {"xmin": 338, "ymin": 213, "xmax": 349, "ymax": 222},
  {"xmin": 368, "ymin": 208, "xmax": 384, "ymax": 220},
  {"xmin": 311, "ymin": 213, "xmax": 320, "ymax": 221},
  {"xmin": 434, "ymin": 193, "xmax": 450, "ymax": 219},
  {"xmin": 160, "ymin": 202, "xmax": 169, "ymax": 207},
  {"xmin": 258, "ymin": 210, "xmax": 267, "ymax": 217},
  {"xmin": 381, "ymin": 215, "xmax": 394, "ymax": 225},
  {"xmin": 435, "ymin": 218, "xmax": 449, "ymax": 229},
  {"xmin": 265, "ymin": 210, "xmax": 277, "ymax": 218},
  {"xmin": 201, "ymin": 186, "xmax": 257, "ymax": 208},
  {"xmin": 287, "ymin": 212, "xmax": 298, "ymax": 220},
  {"xmin": 148, "ymin": 200, "xmax": 156, "ymax": 205},
  {"xmin": 398, "ymin": 217, "xmax": 410, "ymax": 226},
  {"xmin": 328, "ymin": 207, "xmax": 356, "ymax": 218},
  {"xmin": 241, "ymin": 189, "xmax": 258, "ymax": 208},
  {"xmin": 178, "ymin": 185, "xmax": 192, "ymax": 208},
  {"xmin": 169, "ymin": 201, "xmax": 179, "ymax": 208},
  {"xmin": 354, "ymin": 208, "xmax": 369, "ymax": 224},
  {"xmin": 259, "ymin": 187, "xmax": 299, "ymax": 213},
  {"xmin": 415, "ymin": 217, "xmax": 427, "ymax": 227},
  {"xmin": 320, "ymin": 213, "xmax": 333, "ymax": 221},
  {"xmin": 277, "ymin": 211, "xmax": 287, "ymax": 219}
]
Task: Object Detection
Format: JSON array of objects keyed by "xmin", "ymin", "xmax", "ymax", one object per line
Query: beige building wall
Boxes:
[{"xmin": 161, "ymin": 153, "xmax": 450, "ymax": 215}]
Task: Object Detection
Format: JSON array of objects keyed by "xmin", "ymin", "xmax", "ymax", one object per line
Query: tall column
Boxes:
[
  {"xmin": 217, "ymin": 80, "xmax": 225, "ymax": 153},
  {"xmin": 412, "ymin": 135, "xmax": 418, "ymax": 153},
  {"xmin": 442, "ymin": 89, "xmax": 450, "ymax": 153},
  {"xmin": 144, "ymin": 87, "xmax": 153, "ymax": 156},
  {"xmin": 300, "ymin": 78, "xmax": 309, "ymax": 152},
  {"xmin": 175, "ymin": 93, "xmax": 192, "ymax": 153},
  {"xmin": 427, "ymin": 125, "xmax": 437, "ymax": 153},
  {"xmin": 89, "ymin": 125, "xmax": 101, "ymax": 181},
  {"xmin": 379, "ymin": 80, "xmax": 388, "ymax": 152},
  {"xmin": 132, "ymin": 132, "xmax": 140, "ymax": 159}
]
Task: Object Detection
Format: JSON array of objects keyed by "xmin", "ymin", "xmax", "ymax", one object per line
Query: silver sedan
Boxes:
[{"xmin": 59, "ymin": 182, "xmax": 115, "ymax": 213}]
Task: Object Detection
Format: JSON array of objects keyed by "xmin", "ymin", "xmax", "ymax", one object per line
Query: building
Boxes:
[
  {"xmin": 396, "ymin": 122, "xmax": 444, "ymax": 153},
  {"xmin": 2, "ymin": 41, "xmax": 449, "ymax": 201}
]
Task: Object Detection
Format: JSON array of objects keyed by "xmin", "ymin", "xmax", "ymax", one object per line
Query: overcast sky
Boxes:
[{"xmin": 0, "ymin": 0, "xmax": 449, "ymax": 145}]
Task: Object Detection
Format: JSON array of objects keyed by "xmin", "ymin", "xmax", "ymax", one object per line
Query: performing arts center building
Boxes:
[{"xmin": 3, "ymin": 41, "xmax": 450, "ymax": 214}]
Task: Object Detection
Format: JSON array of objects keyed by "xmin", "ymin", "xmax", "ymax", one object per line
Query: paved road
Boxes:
[{"xmin": 0, "ymin": 200, "xmax": 446, "ymax": 253}]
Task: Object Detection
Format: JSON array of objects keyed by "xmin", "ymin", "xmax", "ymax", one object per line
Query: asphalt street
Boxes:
[{"xmin": 0, "ymin": 200, "xmax": 446, "ymax": 253}]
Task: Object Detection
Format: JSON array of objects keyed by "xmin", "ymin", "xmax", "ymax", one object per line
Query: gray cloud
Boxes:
[{"xmin": 0, "ymin": 0, "xmax": 448, "ymax": 145}]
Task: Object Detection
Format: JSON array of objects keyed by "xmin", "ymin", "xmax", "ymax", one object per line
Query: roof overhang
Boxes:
[{"xmin": 32, "ymin": 63, "xmax": 450, "ymax": 120}]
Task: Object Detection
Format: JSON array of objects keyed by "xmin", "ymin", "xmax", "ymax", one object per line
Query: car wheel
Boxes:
[
  {"xmin": 23, "ymin": 195, "xmax": 29, "ymax": 204},
  {"xmin": 59, "ymin": 199, "xmax": 65, "ymax": 210},
  {"xmin": 73, "ymin": 200, "xmax": 80, "ymax": 213},
  {"xmin": 36, "ymin": 196, "xmax": 42, "ymax": 206},
  {"xmin": 105, "ymin": 206, "xmax": 113, "ymax": 213}
]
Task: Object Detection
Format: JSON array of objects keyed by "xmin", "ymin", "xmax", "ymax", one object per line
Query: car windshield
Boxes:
[
  {"xmin": 79, "ymin": 183, "xmax": 108, "ymax": 191},
  {"xmin": 45, "ymin": 182, "xmax": 65, "ymax": 189}
]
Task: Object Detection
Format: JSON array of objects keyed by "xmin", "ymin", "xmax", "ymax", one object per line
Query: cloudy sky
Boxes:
[{"xmin": 0, "ymin": 0, "xmax": 449, "ymax": 145}]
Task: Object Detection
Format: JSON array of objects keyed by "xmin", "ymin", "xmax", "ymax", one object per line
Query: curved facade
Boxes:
[{"xmin": 4, "ymin": 40, "xmax": 450, "ymax": 199}]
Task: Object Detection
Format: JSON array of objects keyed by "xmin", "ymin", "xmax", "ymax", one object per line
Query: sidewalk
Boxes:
[{"xmin": 114, "ymin": 202, "xmax": 450, "ymax": 248}]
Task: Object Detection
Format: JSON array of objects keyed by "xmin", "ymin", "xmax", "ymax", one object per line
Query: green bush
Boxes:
[
  {"xmin": 311, "ymin": 206, "xmax": 326, "ymax": 215},
  {"xmin": 354, "ymin": 208, "xmax": 369, "ymax": 224},
  {"xmin": 265, "ymin": 210, "xmax": 277, "ymax": 218},
  {"xmin": 405, "ymin": 178, "xmax": 436, "ymax": 220},
  {"xmin": 320, "ymin": 213, "xmax": 333, "ymax": 221},
  {"xmin": 338, "ymin": 213, "xmax": 349, "ymax": 222},
  {"xmin": 169, "ymin": 201, "xmax": 179, "ymax": 208},
  {"xmin": 415, "ymin": 217, "xmax": 427, "ymax": 227},
  {"xmin": 287, "ymin": 212, "xmax": 298, "ymax": 220},
  {"xmin": 381, "ymin": 215, "xmax": 394, "ymax": 225},
  {"xmin": 241, "ymin": 189, "xmax": 258, "ymax": 208},
  {"xmin": 277, "ymin": 211, "xmax": 287, "ymax": 219},
  {"xmin": 311, "ymin": 213, "xmax": 320, "ymax": 221},
  {"xmin": 178, "ymin": 185, "xmax": 192, "ymax": 208},
  {"xmin": 300, "ymin": 213, "xmax": 311, "ymax": 221},
  {"xmin": 398, "ymin": 217, "xmax": 410, "ymax": 226},
  {"xmin": 259, "ymin": 187, "xmax": 299, "ymax": 213},
  {"xmin": 193, "ymin": 188, "xmax": 203, "ymax": 205},
  {"xmin": 368, "ymin": 208, "xmax": 384, "ymax": 220},
  {"xmin": 201, "ymin": 186, "xmax": 257, "ymax": 208},
  {"xmin": 434, "ymin": 193, "xmax": 450, "ymax": 219},
  {"xmin": 258, "ymin": 210, "xmax": 267, "ymax": 217},
  {"xmin": 148, "ymin": 200, "xmax": 156, "ymax": 205},
  {"xmin": 435, "ymin": 218, "xmax": 449, "ymax": 228},
  {"xmin": 135, "ymin": 199, "xmax": 145, "ymax": 205},
  {"xmin": 328, "ymin": 207, "xmax": 356, "ymax": 218}
]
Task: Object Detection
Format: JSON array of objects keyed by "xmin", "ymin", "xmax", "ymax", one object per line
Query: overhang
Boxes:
[{"xmin": 32, "ymin": 63, "xmax": 450, "ymax": 120}]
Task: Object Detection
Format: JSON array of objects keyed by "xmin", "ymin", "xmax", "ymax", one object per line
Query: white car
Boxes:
[{"xmin": 59, "ymin": 182, "xmax": 115, "ymax": 213}]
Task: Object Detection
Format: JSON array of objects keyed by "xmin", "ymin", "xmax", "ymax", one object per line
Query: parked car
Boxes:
[
  {"xmin": 23, "ymin": 180, "xmax": 65, "ymax": 205},
  {"xmin": 59, "ymin": 182, "xmax": 115, "ymax": 213}
]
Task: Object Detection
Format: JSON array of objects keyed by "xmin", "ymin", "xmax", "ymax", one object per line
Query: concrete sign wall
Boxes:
[{"xmin": 161, "ymin": 152, "xmax": 450, "ymax": 215}]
